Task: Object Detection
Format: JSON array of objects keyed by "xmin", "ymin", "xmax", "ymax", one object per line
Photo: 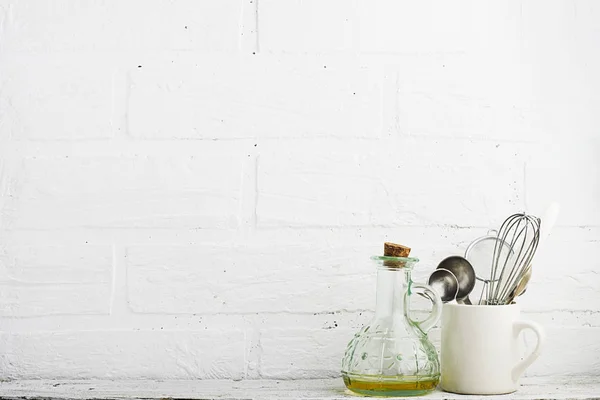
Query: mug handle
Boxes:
[
  {"xmin": 405, "ymin": 282, "xmax": 443, "ymax": 333},
  {"xmin": 511, "ymin": 320, "xmax": 545, "ymax": 382}
]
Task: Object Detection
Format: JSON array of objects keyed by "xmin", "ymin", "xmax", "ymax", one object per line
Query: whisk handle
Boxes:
[
  {"xmin": 511, "ymin": 320, "xmax": 545, "ymax": 382},
  {"xmin": 406, "ymin": 283, "xmax": 443, "ymax": 333}
]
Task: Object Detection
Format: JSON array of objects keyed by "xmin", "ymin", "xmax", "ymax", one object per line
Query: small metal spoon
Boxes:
[
  {"xmin": 507, "ymin": 266, "xmax": 532, "ymax": 304},
  {"xmin": 436, "ymin": 256, "xmax": 476, "ymax": 305},
  {"xmin": 427, "ymin": 268, "xmax": 459, "ymax": 303}
]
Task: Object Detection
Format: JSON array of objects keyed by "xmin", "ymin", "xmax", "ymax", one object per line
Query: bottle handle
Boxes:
[
  {"xmin": 406, "ymin": 282, "xmax": 443, "ymax": 333},
  {"xmin": 511, "ymin": 320, "xmax": 545, "ymax": 382}
]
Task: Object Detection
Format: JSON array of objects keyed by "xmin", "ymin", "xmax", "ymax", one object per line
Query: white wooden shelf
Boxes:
[{"xmin": 1, "ymin": 377, "xmax": 599, "ymax": 400}]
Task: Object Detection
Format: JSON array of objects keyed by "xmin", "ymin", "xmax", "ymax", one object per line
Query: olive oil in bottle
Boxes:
[{"xmin": 342, "ymin": 372, "xmax": 439, "ymax": 397}]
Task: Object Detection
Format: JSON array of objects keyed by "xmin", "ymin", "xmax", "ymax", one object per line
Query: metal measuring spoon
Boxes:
[
  {"xmin": 507, "ymin": 266, "xmax": 532, "ymax": 304},
  {"xmin": 427, "ymin": 268, "xmax": 459, "ymax": 303},
  {"xmin": 436, "ymin": 256, "xmax": 476, "ymax": 304}
]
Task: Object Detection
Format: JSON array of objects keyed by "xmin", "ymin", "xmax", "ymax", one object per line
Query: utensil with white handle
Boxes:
[{"xmin": 507, "ymin": 202, "xmax": 560, "ymax": 303}]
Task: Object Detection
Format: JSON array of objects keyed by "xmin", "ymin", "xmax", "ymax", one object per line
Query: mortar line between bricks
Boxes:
[
  {"xmin": 253, "ymin": 155, "xmax": 258, "ymax": 230},
  {"xmin": 108, "ymin": 245, "xmax": 118, "ymax": 314},
  {"xmin": 256, "ymin": 330, "xmax": 264, "ymax": 379},
  {"xmin": 1, "ymin": 223, "xmax": 599, "ymax": 233},
  {"xmin": 1, "ymin": 309, "xmax": 598, "ymax": 330},
  {"xmin": 241, "ymin": 315, "xmax": 261, "ymax": 379},
  {"xmin": 0, "ymin": 133, "xmax": 576, "ymax": 152},
  {"xmin": 254, "ymin": 0, "xmax": 260, "ymax": 53},
  {"xmin": 109, "ymin": 67, "xmax": 118, "ymax": 139},
  {"xmin": 122, "ymin": 70, "xmax": 133, "ymax": 140},
  {"xmin": 108, "ymin": 245, "xmax": 135, "ymax": 319},
  {"xmin": 0, "ymin": 136, "xmax": 545, "ymax": 148},
  {"xmin": 0, "ymin": 309, "xmax": 374, "ymax": 321},
  {"xmin": 394, "ymin": 71, "xmax": 400, "ymax": 135},
  {"xmin": 104, "ymin": 309, "xmax": 600, "ymax": 317},
  {"xmin": 0, "ymin": 5, "xmax": 6, "ymax": 60},
  {"xmin": 234, "ymin": 149, "xmax": 258, "ymax": 241},
  {"xmin": 523, "ymin": 161, "xmax": 529, "ymax": 211}
]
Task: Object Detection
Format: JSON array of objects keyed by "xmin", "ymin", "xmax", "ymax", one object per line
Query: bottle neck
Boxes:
[{"xmin": 375, "ymin": 267, "xmax": 411, "ymax": 318}]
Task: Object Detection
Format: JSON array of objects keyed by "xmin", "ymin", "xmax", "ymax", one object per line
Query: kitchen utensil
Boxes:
[
  {"xmin": 487, "ymin": 213, "xmax": 540, "ymax": 305},
  {"xmin": 464, "ymin": 230, "xmax": 515, "ymax": 305},
  {"xmin": 539, "ymin": 202, "xmax": 560, "ymax": 245},
  {"xmin": 505, "ymin": 202, "xmax": 560, "ymax": 303},
  {"xmin": 506, "ymin": 266, "xmax": 532, "ymax": 304},
  {"xmin": 534, "ymin": 202, "xmax": 560, "ymax": 264},
  {"xmin": 427, "ymin": 268, "xmax": 459, "ymax": 303},
  {"xmin": 436, "ymin": 256, "xmax": 476, "ymax": 304}
]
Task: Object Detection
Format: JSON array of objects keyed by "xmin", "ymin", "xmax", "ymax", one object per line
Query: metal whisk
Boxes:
[{"xmin": 486, "ymin": 213, "xmax": 540, "ymax": 305}]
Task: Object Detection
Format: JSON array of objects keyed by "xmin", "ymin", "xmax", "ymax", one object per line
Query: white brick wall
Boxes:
[
  {"xmin": 2, "ymin": 156, "xmax": 242, "ymax": 229},
  {"xmin": 0, "ymin": 0, "xmax": 599, "ymax": 381},
  {"xmin": 128, "ymin": 57, "xmax": 384, "ymax": 139}
]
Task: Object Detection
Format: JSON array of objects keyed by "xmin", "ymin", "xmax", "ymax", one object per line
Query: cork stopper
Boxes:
[
  {"xmin": 384, "ymin": 242, "xmax": 411, "ymax": 258},
  {"xmin": 383, "ymin": 242, "xmax": 411, "ymax": 267}
]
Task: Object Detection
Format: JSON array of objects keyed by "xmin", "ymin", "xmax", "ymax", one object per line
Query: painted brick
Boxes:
[
  {"xmin": 0, "ymin": 245, "xmax": 112, "ymax": 284},
  {"xmin": 0, "ymin": 0, "xmax": 242, "ymax": 53},
  {"xmin": 0, "ymin": 330, "xmax": 245, "ymax": 379},
  {"xmin": 0, "ymin": 244, "xmax": 113, "ymax": 317},
  {"xmin": 128, "ymin": 56, "xmax": 383, "ymax": 139},
  {"xmin": 521, "ymin": 1, "xmax": 600, "ymax": 139},
  {"xmin": 0, "ymin": 54, "xmax": 114, "ymax": 140},
  {"xmin": 256, "ymin": 139, "xmax": 525, "ymax": 228},
  {"xmin": 259, "ymin": 0, "xmax": 357, "ymax": 54},
  {"xmin": 259, "ymin": 0, "xmax": 479, "ymax": 54},
  {"xmin": 518, "ymin": 227, "xmax": 600, "ymax": 312},
  {"xmin": 525, "ymin": 139, "xmax": 600, "ymax": 227},
  {"xmin": 0, "ymin": 156, "xmax": 242, "ymax": 229},
  {"xmin": 260, "ymin": 328, "xmax": 354, "ymax": 379},
  {"xmin": 521, "ymin": 0, "xmax": 600, "ymax": 57},
  {"xmin": 0, "ymin": 284, "xmax": 110, "ymax": 317},
  {"xmin": 526, "ymin": 66, "xmax": 600, "ymax": 140},
  {"xmin": 126, "ymin": 245, "xmax": 377, "ymax": 314},
  {"xmin": 524, "ymin": 327, "xmax": 600, "ymax": 377},
  {"xmin": 394, "ymin": 56, "xmax": 536, "ymax": 140},
  {"xmin": 260, "ymin": 1, "xmax": 526, "ymax": 55}
]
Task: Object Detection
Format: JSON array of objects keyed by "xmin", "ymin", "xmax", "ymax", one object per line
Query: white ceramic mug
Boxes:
[{"xmin": 440, "ymin": 303, "xmax": 545, "ymax": 395}]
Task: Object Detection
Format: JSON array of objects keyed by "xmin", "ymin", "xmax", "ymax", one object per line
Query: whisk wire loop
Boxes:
[{"xmin": 487, "ymin": 213, "xmax": 540, "ymax": 305}]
